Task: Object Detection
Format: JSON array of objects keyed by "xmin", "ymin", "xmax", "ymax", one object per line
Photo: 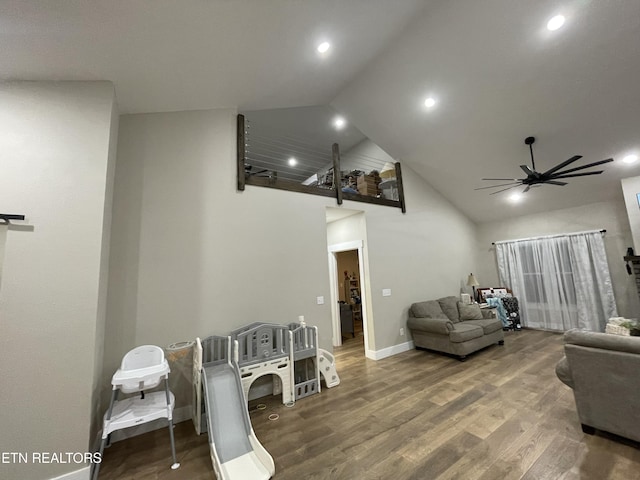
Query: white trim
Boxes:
[
  {"xmin": 328, "ymin": 252, "xmax": 341, "ymax": 347},
  {"xmin": 50, "ymin": 466, "xmax": 90, "ymax": 480},
  {"xmin": 328, "ymin": 240, "xmax": 363, "ymax": 253},
  {"xmin": 368, "ymin": 341, "xmax": 414, "ymax": 361},
  {"xmin": 327, "ymin": 240, "xmax": 370, "ymax": 354}
]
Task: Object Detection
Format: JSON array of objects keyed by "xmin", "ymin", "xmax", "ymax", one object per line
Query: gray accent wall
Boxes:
[
  {"xmin": 0, "ymin": 81, "xmax": 117, "ymax": 480},
  {"xmin": 105, "ymin": 109, "xmax": 337, "ymax": 410}
]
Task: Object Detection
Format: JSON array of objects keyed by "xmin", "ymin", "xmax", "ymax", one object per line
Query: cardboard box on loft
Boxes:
[{"xmin": 357, "ymin": 174, "xmax": 381, "ymax": 196}]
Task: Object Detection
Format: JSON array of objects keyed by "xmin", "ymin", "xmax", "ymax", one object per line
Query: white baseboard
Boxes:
[
  {"xmin": 50, "ymin": 466, "xmax": 90, "ymax": 480},
  {"xmin": 367, "ymin": 340, "xmax": 414, "ymax": 360}
]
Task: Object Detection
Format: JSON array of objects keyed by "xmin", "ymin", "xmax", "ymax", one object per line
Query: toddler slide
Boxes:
[
  {"xmin": 202, "ymin": 362, "xmax": 274, "ymax": 479},
  {"xmin": 318, "ymin": 348, "xmax": 340, "ymax": 388}
]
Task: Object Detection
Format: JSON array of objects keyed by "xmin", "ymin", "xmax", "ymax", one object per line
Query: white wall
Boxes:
[
  {"xmin": 0, "ymin": 81, "xmax": 117, "ymax": 480},
  {"xmin": 475, "ymin": 198, "xmax": 640, "ymax": 319}
]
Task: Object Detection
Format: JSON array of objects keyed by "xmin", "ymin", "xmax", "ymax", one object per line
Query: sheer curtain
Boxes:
[{"xmin": 495, "ymin": 230, "xmax": 617, "ymax": 331}]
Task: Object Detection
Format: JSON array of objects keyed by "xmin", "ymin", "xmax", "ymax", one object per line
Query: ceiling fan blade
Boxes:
[
  {"xmin": 475, "ymin": 182, "xmax": 522, "ymax": 190},
  {"xmin": 490, "ymin": 185, "xmax": 521, "ymax": 195},
  {"xmin": 549, "ymin": 171, "xmax": 604, "ymax": 180},
  {"xmin": 520, "ymin": 165, "xmax": 535, "ymax": 175},
  {"xmin": 523, "ymin": 185, "xmax": 531, "ymax": 193},
  {"xmin": 548, "ymin": 158, "xmax": 613, "ymax": 176},
  {"xmin": 543, "ymin": 180, "xmax": 568, "ymax": 186},
  {"xmin": 540, "ymin": 155, "xmax": 583, "ymax": 177},
  {"xmin": 481, "ymin": 178, "xmax": 520, "ymax": 181}
]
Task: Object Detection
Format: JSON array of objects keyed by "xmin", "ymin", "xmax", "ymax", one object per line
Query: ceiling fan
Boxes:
[
  {"xmin": 245, "ymin": 164, "xmax": 274, "ymax": 178},
  {"xmin": 476, "ymin": 137, "xmax": 613, "ymax": 195}
]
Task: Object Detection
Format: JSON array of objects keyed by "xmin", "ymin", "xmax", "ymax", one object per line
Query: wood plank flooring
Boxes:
[{"xmin": 97, "ymin": 330, "xmax": 640, "ymax": 479}]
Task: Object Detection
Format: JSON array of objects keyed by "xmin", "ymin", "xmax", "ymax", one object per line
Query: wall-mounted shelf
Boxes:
[{"xmin": 0, "ymin": 214, "xmax": 25, "ymax": 225}]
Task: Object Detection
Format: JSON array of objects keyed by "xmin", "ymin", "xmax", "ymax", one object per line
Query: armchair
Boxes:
[{"xmin": 555, "ymin": 329, "xmax": 640, "ymax": 442}]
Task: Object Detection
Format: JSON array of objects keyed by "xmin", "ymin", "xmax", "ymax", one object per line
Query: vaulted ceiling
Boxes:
[{"xmin": 3, "ymin": 0, "xmax": 639, "ymax": 223}]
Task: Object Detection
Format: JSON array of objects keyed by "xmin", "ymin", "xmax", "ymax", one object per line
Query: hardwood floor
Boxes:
[{"xmin": 97, "ymin": 330, "xmax": 640, "ymax": 479}]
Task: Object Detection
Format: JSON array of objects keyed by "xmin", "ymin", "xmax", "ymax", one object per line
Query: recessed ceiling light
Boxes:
[
  {"xmin": 623, "ymin": 154, "xmax": 638, "ymax": 164},
  {"xmin": 547, "ymin": 15, "xmax": 565, "ymax": 31},
  {"xmin": 317, "ymin": 42, "xmax": 330, "ymax": 53},
  {"xmin": 288, "ymin": 157, "xmax": 297, "ymax": 166},
  {"xmin": 424, "ymin": 97, "xmax": 437, "ymax": 108},
  {"xmin": 509, "ymin": 193, "xmax": 522, "ymax": 203},
  {"xmin": 333, "ymin": 116, "xmax": 346, "ymax": 129}
]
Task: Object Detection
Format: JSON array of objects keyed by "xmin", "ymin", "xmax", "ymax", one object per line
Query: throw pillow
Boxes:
[
  {"xmin": 457, "ymin": 301, "xmax": 484, "ymax": 320},
  {"xmin": 410, "ymin": 300, "xmax": 446, "ymax": 319},
  {"xmin": 437, "ymin": 296, "xmax": 460, "ymax": 322}
]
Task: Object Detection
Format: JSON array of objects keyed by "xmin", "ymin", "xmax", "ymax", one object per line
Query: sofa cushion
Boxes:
[
  {"xmin": 457, "ymin": 301, "xmax": 484, "ymax": 320},
  {"xmin": 464, "ymin": 318, "xmax": 503, "ymax": 335},
  {"xmin": 437, "ymin": 296, "xmax": 460, "ymax": 322},
  {"xmin": 410, "ymin": 300, "xmax": 446, "ymax": 319},
  {"xmin": 449, "ymin": 323, "xmax": 484, "ymax": 343}
]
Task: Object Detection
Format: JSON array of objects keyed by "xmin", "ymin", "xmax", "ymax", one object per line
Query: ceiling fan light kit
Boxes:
[{"xmin": 477, "ymin": 136, "xmax": 614, "ymax": 195}]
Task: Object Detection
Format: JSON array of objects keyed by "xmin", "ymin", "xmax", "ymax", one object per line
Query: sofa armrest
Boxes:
[
  {"xmin": 555, "ymin": 356, "xmax": 574, "ymax": 389},
  {"xmin": 407, "ymin": 316, "xmax": 454, "ymax": 335},
  {"xmin": 564, "ymin": 328, "xmax": 640, "ymax": 355}
]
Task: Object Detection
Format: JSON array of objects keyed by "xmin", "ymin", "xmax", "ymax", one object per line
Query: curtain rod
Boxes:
[{"xmin": 491, "ymin": 229, "xmax": 606, "ymax": 245}]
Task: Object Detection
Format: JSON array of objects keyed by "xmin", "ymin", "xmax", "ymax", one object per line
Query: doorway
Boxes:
[
  {"xmin": 326, "ymin": 207, "xmax": 371, "ymax": 357},
  {"xmin": 336, "ymin": 250, "xmax": 363, "ymax": 342},
  {"xmin": 328, "ymin": 242, "xmax": 368, "ymax": 354}
]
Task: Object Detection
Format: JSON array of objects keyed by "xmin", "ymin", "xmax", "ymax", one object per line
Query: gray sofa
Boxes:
[
  {"xmin": 407, "ymin": 296, "xmax": 504, "ymax": 360},
  {"xmin": 555, "ymin": 329, "xmax": 640, "ymax": 442}
]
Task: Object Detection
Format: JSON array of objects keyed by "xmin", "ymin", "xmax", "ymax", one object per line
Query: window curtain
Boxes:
[{"xmin": 495, "ymin": 230, "xmax": 617, "ymax": 332}]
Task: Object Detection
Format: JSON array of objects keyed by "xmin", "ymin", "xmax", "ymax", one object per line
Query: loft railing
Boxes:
[{"xmin": 237, "ymin": 114, "xmax": 405, "ymax": 213}]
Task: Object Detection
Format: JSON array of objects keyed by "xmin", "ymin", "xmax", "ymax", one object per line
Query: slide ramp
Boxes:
[
  {"xmin": 318, "ymin": 348, "xmax": 340, "ymax": 388},
  {"xmin": 202, "ymin": 363, "xmax": 274, "ymax": 480}
]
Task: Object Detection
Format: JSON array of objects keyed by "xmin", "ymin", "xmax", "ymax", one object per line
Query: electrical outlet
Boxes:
[
  {"xmin": 400, "ymin": 327, "xmax": 405, "ymax": 336},
  {"xmin": 317, "ymin": 296, "xmax": 324, "ymax": 305},
  {"xmin": 382, "ymin": 288, "xmax": 391, "ymax": 297}
]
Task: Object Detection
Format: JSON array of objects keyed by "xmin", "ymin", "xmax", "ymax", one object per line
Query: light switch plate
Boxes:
[
  {"xmin": 317, "ymin": 296, "xmax": 324, "ymax": 305},
  {"xmin": 382, "ymin": 289, "xmax": 391, "ymax": 297}
]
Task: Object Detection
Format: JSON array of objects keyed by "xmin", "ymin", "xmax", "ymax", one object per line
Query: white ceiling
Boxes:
[
  {"xmin": 3, "ymin": 0, "xmax": 640, "ymax": 223},
  {"xmin": 0, "ymin": 0, "xmax": 425, "ymax": 113}
]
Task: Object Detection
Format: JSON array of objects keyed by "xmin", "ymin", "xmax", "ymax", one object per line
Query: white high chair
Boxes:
[{"xmin": 92, "ymin": 345, "xmax": 180, "ymax": 479}]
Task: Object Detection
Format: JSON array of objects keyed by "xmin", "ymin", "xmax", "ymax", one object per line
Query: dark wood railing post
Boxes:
[
  {"xmin": 395, "ymin": 162, "xmax": 406, "ymax": 213},
  {"xmin": 332, "ymin": 143, "xmax": 343, "ymax": 205},
  {"xmin": 237, "ymin": 114, "xmax": 246, "ymax": 191}
]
